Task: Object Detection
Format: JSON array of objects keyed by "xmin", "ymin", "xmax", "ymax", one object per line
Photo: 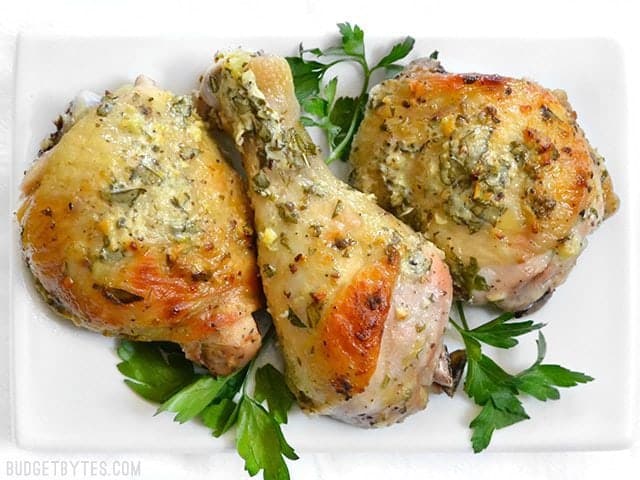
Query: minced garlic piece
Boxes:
[
  {"xmin": 557, "ymin": 234, "xmax": 582, "ymax": 258},
  {"xmin": 260, "ymin": 227, "xmax": 278, "ymax": 250},
  {"xmin": 395, "ymin": 306, "xmax": 409, "ymax": 320}
]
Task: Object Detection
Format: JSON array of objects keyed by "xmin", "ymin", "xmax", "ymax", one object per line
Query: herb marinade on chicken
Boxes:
[
  {"xmin": 199, "ymin": 52, "xmax": 454, "ymax": 426},
  {"xmin": 350, "ymin": 59, "xmax": 618, "ymax": 312},
  {"xmin": 18, "ymin": 77, "xmax": 262, "ymax": 376}
]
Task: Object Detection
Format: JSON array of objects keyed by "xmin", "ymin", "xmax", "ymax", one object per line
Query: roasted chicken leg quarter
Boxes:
[
  {"xmin": 199, "ymin": 51, "xmax": 453, "ymax": 427},
  {"xmin": 350, "ymin": 59, "xmax": 618, "ymax": 312},
  {"xmin": 18, "ymin": 77, "xmax": 262, "ymax": 375}
]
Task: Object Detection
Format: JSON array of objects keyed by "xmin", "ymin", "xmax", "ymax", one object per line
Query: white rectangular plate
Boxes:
[{"xmin": 11, "ymin": 34, "xmax": 633, "ymax": 452}]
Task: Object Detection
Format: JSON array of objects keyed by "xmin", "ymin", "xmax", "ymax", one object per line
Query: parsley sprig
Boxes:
[
  {"xmin": 117, "ymin": 335, "xmax": 297, "ymax": 480},
  {"xmin": 286, "ymin": 22, "xmax": 415, "ymax": 163},
  {"xmin": 450, "ymin": 302, "xmax": 594, "ymax": 452}
]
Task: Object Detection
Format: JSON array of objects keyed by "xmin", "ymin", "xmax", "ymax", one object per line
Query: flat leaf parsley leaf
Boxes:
[
  {"xmin": 158, "ymin": 368, "xmax": 246, "ymax": 424},
  {"xmin": 287, "ymin": 22, "xmax": 415, "ymax": 163},
  {"xmin": 254, "ymin": 364, "xmax": 296, "ymax": 424},
  {"xmin": 116, "ymin": 341, "xmax": 196, "ymax": 403},
  {"xmin": 451, "ymin": 302, "xmax": 594, "ymax": 452},
  {"xmin": 461, "ymin": 308, "xmax": 544, "ymax": 349},
  {"xmin": 237, "ymin": 396, "xmax": 299, "ymax": 480},
  {"xmin": 201, "ymin": 397, "xmax": 239, "ymax": 437},
  {"xmin": 516, "ymin": 334, "xmax": 594, "ymax": 401}
]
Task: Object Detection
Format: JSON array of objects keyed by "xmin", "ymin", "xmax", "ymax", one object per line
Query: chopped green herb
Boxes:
[
  {"xmin": 178, "ymin": 145, "xmax": 200, "ymax": 161},
  {"xmin": 170, "ymin": 95, "xmax": 193, "ymax": 119},
  {"xmin": 97, "ymin": 92, "xmax": 116, "ymax": 117},
  {"xmin": 447, "ymin": 254, "xmax": 490, "ymax": 300},
  {"xmin": 331, "ymin": 199, "xmax": 344, "ymax": 218},
  {"xmin": 262, "ymin": 263, "xmax": 277, "ymax": 278},
  {"xmin": 305, "ymin": 303, "xmax": 322, "ymax": 328},
  {"xmin": 287, "ymin": 308, "xmax": 307, "ymax": 328},
  {"xmin": 276, "ymin": 202, "xmax": 299, "ymax": 224},
  {"xmin": 253, "ymin": 171, "xmax": 271, "ymax": 194},
  {"xmin": 101, "ymin": 286, "xmax": 143, "ymax": 305},
  {"xmin": 102, "ymin": 187, "xmax": 147, "ymax": 207}
]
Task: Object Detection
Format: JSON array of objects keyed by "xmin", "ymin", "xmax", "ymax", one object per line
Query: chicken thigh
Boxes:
[
  {"xmin": 350, "ymin": 59, "xmax": 618, "ymax": 312},
  {"xmin": 199, "ymin": 51, "xmax": 453, "ymax": 427},
  {"xmin": 18, "ymin": 77, "xmax": 262, "ymax": 375}
]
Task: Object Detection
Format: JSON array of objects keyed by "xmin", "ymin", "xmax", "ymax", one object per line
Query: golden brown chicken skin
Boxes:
[
  {"xmin": 350, "ymin": 59, "xmax": 618, "ymax": 312},
  {"xmin": 18, "ymin": 77, "xmax": 262, "ymax": 375}
]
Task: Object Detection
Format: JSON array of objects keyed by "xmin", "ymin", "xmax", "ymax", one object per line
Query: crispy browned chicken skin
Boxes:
[
  {"xmin": 18, "ymin": 77, "xmax": 262, "ymax": 375},
  {"xmin": 350, "ymin": 59, "xmax": 618, "ymax": 312}
]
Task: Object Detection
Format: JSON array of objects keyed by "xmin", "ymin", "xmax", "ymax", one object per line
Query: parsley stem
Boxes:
[
  {"xmin": 240, "ymin": 324, "xmax": 276, "ymax": 397},
  {"xmin": 240, "ymin": 359, "xmax": 256, "ymax": 397},
  {"xmin": 456, "ymin": 301, "xmax": 470, "ymax": 331},
  {"xmin": 324, "ymin": 59, "xmax": 348, "ymax": 70},
  {"xmin": 326, "ymin": 62, "xmax": 371, "ymax": 164},
  {"xmin": 449, "ymin": 318, "xmax": 463, "ymax": 333}
]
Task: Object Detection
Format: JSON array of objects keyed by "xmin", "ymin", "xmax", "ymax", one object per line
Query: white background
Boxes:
[{"xmin": 1, "ymin": 0, "xmax": 638, "ymax": 478}]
